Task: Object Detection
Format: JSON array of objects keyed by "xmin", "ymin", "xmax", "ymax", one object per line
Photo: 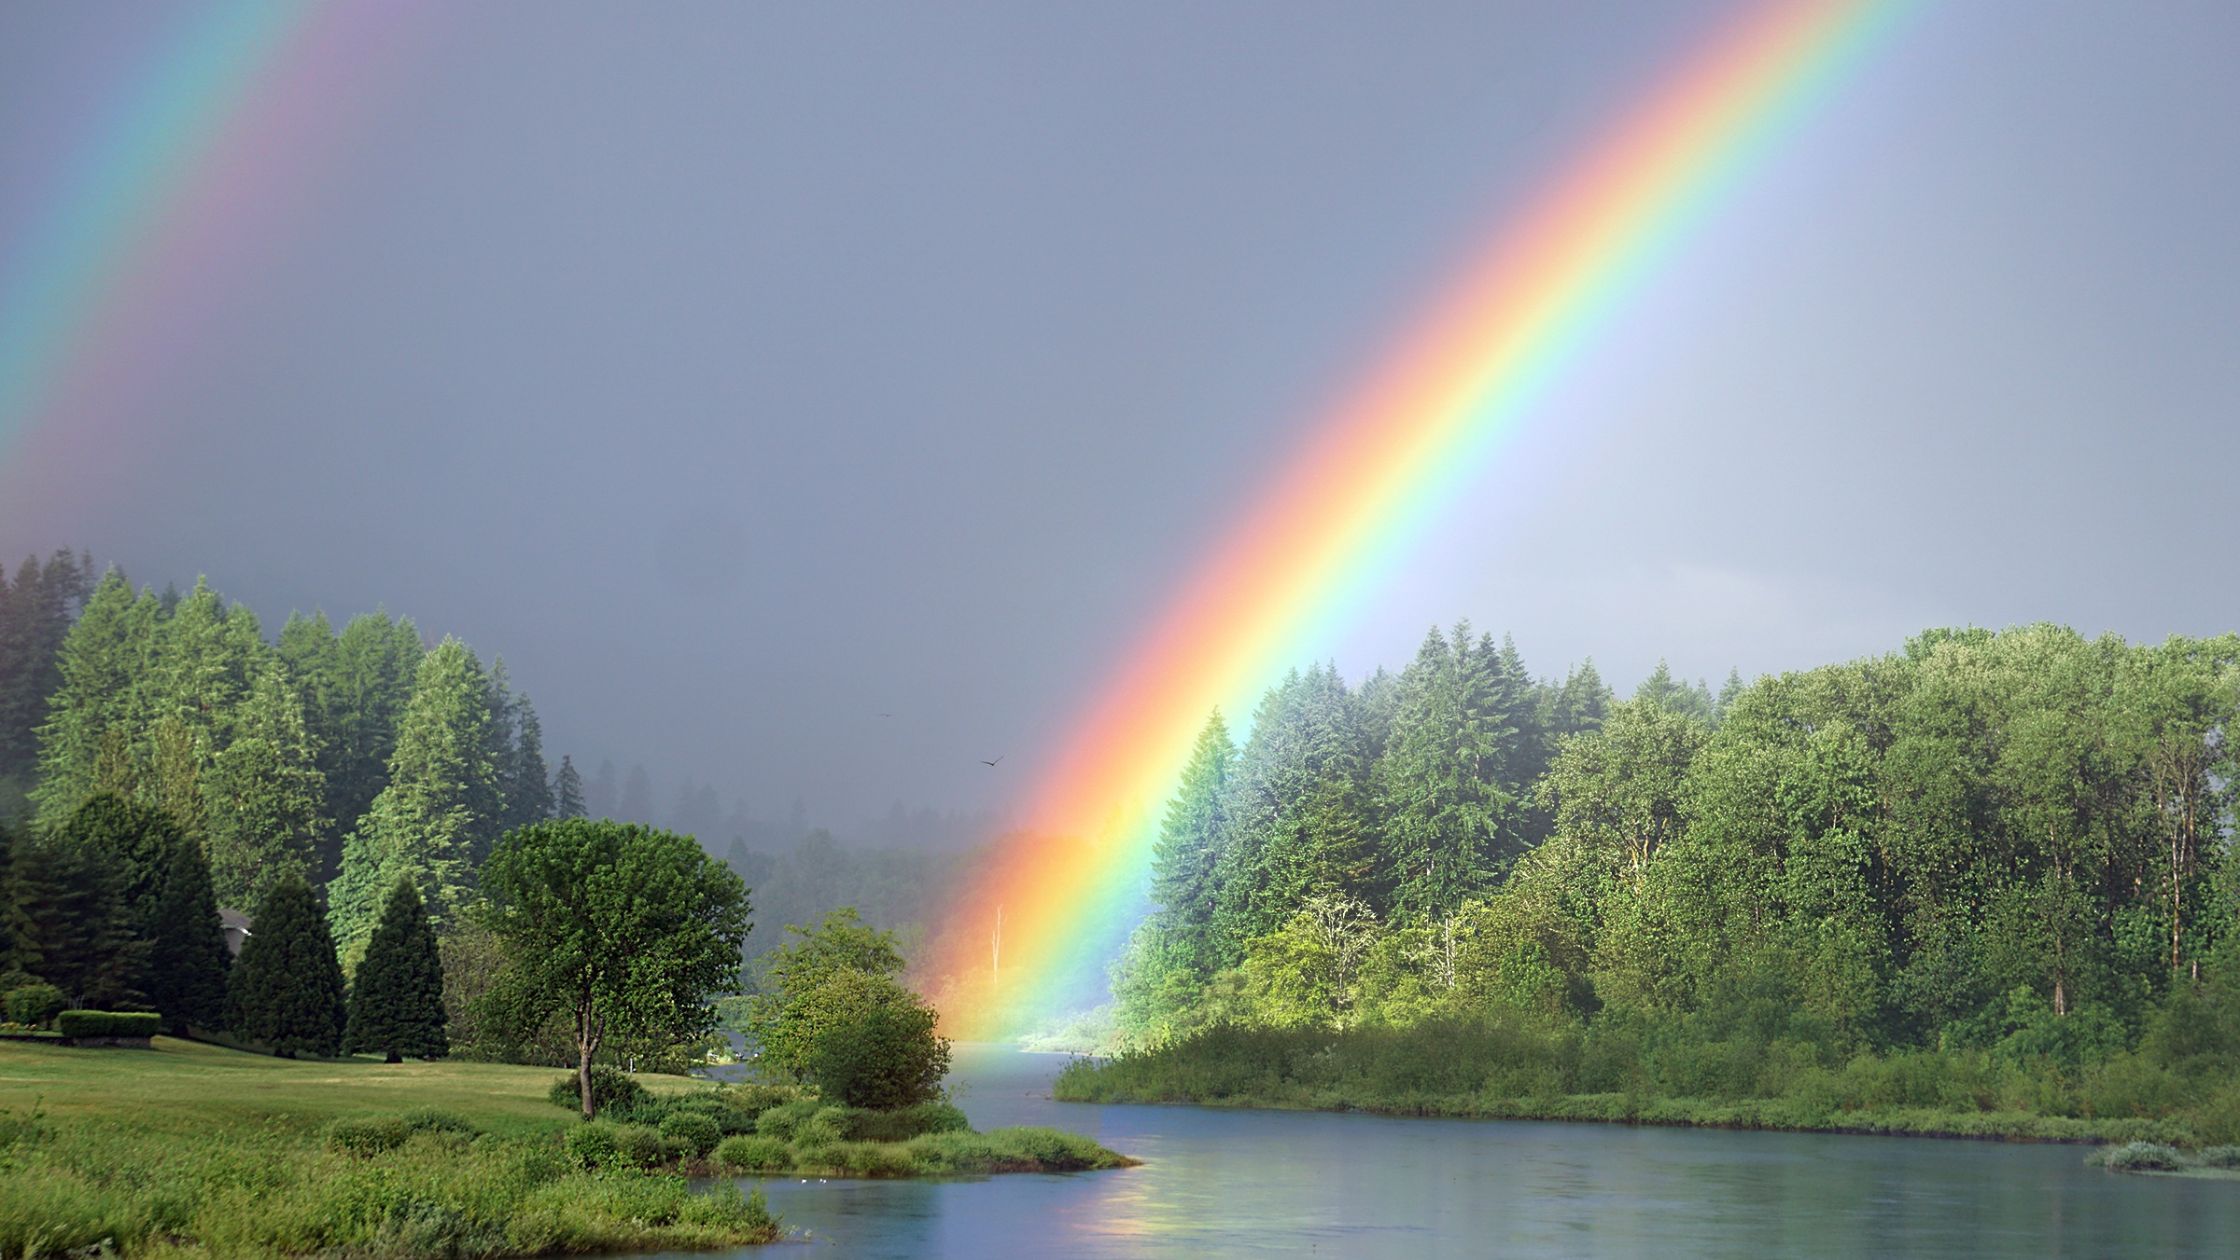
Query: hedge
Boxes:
[{"xmin": 56, "ymin": 1010, "xmax": 162, "ymax": 1039}]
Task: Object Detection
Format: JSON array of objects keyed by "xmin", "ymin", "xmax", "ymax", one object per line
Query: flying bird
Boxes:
[{"xmin": 980, "ymin": 756, "xmax": 1003, "ymax": 767}]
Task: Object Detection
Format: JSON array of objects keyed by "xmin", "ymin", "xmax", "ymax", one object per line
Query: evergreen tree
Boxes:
[
  {"xmin": 1210, "ymin": 666, "xmax": 1374, "ymax": 960},
  {"xmin": 55, "ymin": 792, "xmax": 180, "ymax": 938},
  {"xmin": 553, "ymin": 754, "xmax": 587, "ymax": 818},
  {"xmin": 31, "ymin": 572, "xmax": 154, "ymax": 823},
  {"xmin": 588, "ymin": 759, "xmax": 619, "ymax": 818},
  {"xmin": 0, "ymin": 550, "xmax": 92, "ymax": 821},
  {"xmin": 477, "ymin": 658, "xmax": 518, "ymax": 858},
  {"xmin": 292, "ymin": 612, "xmax": 423, "ymax": 883},
  {"xmin": 202, "ymin": 661, "xmax": 325, "ymax": 908},
  {"xmin": 146, "ymin": 837, "xmax": 231, "ymax": 1035},
  {"xmin": 329, "ymin": 638, "xmax": 495, "ymax": 966},
  {"xmin": 1547, "ymin": 659, "xmax": 1613, "ymax": 740},
  {"xmin": 1147, "ymin": 709, "xmax": 1236, "ymax": 980},
  {"xmin": 502, "ymin": 695, "xmax": 554, "ymax": 833},
  {"xmin": 343, "ymin": 877, "xmax": 448, "ymax": 1062},
  {"xmin": 619, "ymin": 763, "xmax": 654, "ymax": 822},
  {"xmin": 1374, "ymin": 625, "xmax": 1518, "ymax": 922},
  {"xmin": 11, "ymin": 831, "xmax": 142, "ymax": 1007},
  {"xmin": 227, "ymin": 871, "xmax": 347, "ymax": 1057}
]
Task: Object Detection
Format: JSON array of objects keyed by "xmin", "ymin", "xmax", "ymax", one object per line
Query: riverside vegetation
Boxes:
[{"xmin": 1056, "ymin": 625, "xmax": 2240, "ymax": 1160}]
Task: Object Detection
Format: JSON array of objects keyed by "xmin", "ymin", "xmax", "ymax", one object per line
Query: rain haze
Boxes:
[{"xmin": 4, "ymin": 1, "xmax": 2238, "ymax": 846}]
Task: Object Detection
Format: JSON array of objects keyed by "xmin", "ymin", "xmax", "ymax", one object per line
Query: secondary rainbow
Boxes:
[
  {"xmin": 932, "ymin": 0, "xmax": 1915, "ymax": 1038},
  {"xmin": 0, "ymin": 1, "xmax": 409, "ymax": 514}
]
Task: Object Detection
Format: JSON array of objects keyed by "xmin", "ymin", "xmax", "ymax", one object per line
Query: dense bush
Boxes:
[
  {"xmin": 4, "ymin": 984, "xmax": 65, "ymax": 1029},
  {"xmin": 752, "ymin": 1098, "xmax": 831, "ymax": 1143},
  {"xmin": 563, "ymin": 1122, "xmax": 618, "ymax": 1169},
  {"xmin": 326, "ymin": 1109, "xmax": 481, "ymax": 1155},
  {"xmin": 712, "ymin": 1134, "xmax": 793, "ymax": 1172},
  {"xmin": 548, "ymin": 1065, "xmax": 649, "ymax": 1114},
  {"xmin": 2102, "ymin": 1141, "xmax": 2186, "ymax": 1171},
  {"xmin": 2198, "ymin": 1145, "xmax": 2240, "ymax": 1169},
  {"xmin": 659, "ymin": 1110, "xmax": 722, "ymax": 1156},
  {"xmin": 55, "ymin": 1010, "xmax": 161, "ymax": 1039}
]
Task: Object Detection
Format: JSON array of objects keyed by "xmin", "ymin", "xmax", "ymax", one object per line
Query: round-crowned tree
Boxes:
[{"xmin": 479, "ymin": 819, "xmax": 750, "ymax": 1118}]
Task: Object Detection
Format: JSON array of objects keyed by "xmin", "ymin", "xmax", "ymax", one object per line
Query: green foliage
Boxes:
[
  {"xmin": 4, "ymin": 983, "xmax": 64, "ymax": 1028},
  {"xmin": 344, "ymin": 877, "xmax": 449, "ymax": 1061},
  {"xmin": 55, "ymin": 1009, "xmax": 161, "ymax": 1038},
  {"xmin": 9, "ymin": 826, "xmax": 143, "ymax": 1008},
  {"xmin": 658, "ymin": 1109, "xmax": 722, "ymax": 1155},
  {"xmin": 2102, "ymin": 1141, "xmax": 2186, "ymax": 1171},
  {"xmin": 226, "ymin": 870, "xmax": 347, "ymax": 1057},
  {"xmin": 746, "ymin": 906, "xmax": 905, "ymax": 1079},
  {"xmin": 712, "ymin": 1133, "xmax": 792, "ymax": 1171},
  {"xmin": 746, "ymin": 907, "xmax": 951, "ymax": 1108},
  {"xmin": 145, "ymin": 835, "xmax": 231, "ymax": 1034},
  {"xmin": 330, "ymin": 638, "xmax": 498, "ymax": 966},
  {"xmin": 480, "ymin": 819, "xmax": 749, "ymax": 1116},
  {"xmin": 201, "ymin": 660, "xmax": 325, "ymax": 908},
  {"xmin": 753, "ymin": 1098, "xmax": 834, "ymax": 1143},
  {"xmin": 546, "ymin": 1066, "xmax": 649, "ymax": 1114}
]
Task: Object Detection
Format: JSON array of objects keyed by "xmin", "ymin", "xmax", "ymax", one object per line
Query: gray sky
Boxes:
[{"xmin": 4, "ymin": 1, "xmax": 2238, "ymax": 839}]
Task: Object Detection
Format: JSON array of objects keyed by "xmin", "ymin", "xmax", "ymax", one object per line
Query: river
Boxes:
[{"xmin": 652, "ymin": 1043, "xmax": 2237, "ymax": 1258}]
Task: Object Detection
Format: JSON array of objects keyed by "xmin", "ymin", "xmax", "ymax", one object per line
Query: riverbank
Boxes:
[
  {"xmin": 1052, "ymin": 1021, "xmax": 2240, "ymax": 1150},
  {"xmin": 0, "ymin": 1037, "xmax": 779, "ymax": 1257}
]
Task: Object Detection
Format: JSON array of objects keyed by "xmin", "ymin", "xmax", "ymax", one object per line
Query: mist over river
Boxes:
[{"xmin": 645, "ymin": 1043, "xmax": 2236, "ymax": 1258}]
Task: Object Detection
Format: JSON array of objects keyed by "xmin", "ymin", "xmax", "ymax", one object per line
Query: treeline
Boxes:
[
  {"xmin": 1121, "ymin": 623, "xmax": 2240, "ymax": 1080},
  {"xmin": 724, "ymin": 830, "xmax": 972, "ymax": 972},
  {"xmin": 23, "ymin": 568, "xmax": 574, "ymax": 963},
  {"xmin": 0, "ymin": 550, "xmax": 96, "ymax": 820}
]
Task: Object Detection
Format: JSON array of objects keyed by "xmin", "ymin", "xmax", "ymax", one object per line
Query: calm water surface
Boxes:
[{"xmin": 653, "ymin": 1043, "xmax": 2236, "ymax": 1258}]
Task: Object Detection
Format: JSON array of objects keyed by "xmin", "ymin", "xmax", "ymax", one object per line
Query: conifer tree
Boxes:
[
  {"xmin": 329, "ymin": 638, "xmax": 495, "ymax": 965},
  {"xmin": 11, "ymin": 832, "xmax": 143, "ymax": 1007},
  {"xmin": 228, "ymin": 871, "xmax": 347, "ymax": 1057},
  {"xmin": 502, "ymin": 695, "xmax": 554, "ymax": 833},
  {"xmin": 296, "ymin": 613, "xmax": 423, "ymax": 882},
  {"xmin": 343, "ymin": 877, "xmax": 448, "ymax": 1062},
  {"xmin": 32, "ymin": 571, "xmax": 153, "ymax": 823},
  {"xmin": 553, "ymin": 755, "xmax": 587, "ymax": 818},
  {"xmin": 1147, "ymin": 709, "xmax": 1235, "ymax": 979},
  {"xmin": 147, "ymin": 837, "xmax": 231, "ymax": 1035},
  {"xmin": 1375, "ymin": 626, "xmax": 1516, "ymax": 922},
  {"xmin": 202, "ymin": 661, "xmax": 325, "ymax": 908},
  {"xmin": 0, "ymin": 550, "xmax": 92, "ymax": 820},
  {"xmin": 619, "ymin": 763, "xmax": 654, "ymax": 822}
]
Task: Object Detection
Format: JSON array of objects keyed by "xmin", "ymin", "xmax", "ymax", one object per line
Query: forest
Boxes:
[{"xmin": 1071, "ymin": 621, "xmax": 2240, "ymax": 1141}]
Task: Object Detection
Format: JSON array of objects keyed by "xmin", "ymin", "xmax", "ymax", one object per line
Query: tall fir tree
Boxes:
[
  {"xmin": 202, "ymin": 661, "xmax": 326, "ymax": 908},
  {"xmin": 11, "ymin": 831, "xmax": 143, "ymax": 1007},
  {"xmin": 502, "ymin": 694, "xmax": 554, "ymax": 834},
  {"xmin": 287, "ymin": 612, "xmax": 423, "ymax": 883},
  {"xmin": 57, "ymin": 792, "xmax": 180, "ymax": 1000},
  {"xmin": 618, "ymin": 763, "xmax": 654, "ymax": 822},
  {"xmin": 328, "ymin": 637, "xmax": 495, "ymax": 966},
  {"xmin": 1147, "ymin": 709, "xmax": 1236, "ymax": 980},
  {"xmin": 31, "ymin": 571, "xmax": 154, "ymax": 824},
  {"xmin": 227, "ymin": 871, "xmax": 347, "ymax": 1057},
  {"xmin": 1374, "ymin": 625, "xmax": 1521, "ymax": 922},
  {"xmin": 0, "ymin": 550, "xmax": 92, "ymax": 822},
  {"xmin": 343, "ymin": 877, "xmax": 449, "ymax": 1062},
  {"xmin": 552, "ymin": 754, "xmax": 587, "ymax": 818},
  {"xmin": 146, "ymin": 837, "xmax": 231, "ymax": 1035}
]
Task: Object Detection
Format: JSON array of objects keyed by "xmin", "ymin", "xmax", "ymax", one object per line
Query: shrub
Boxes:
[
  {"xmin": 399, "ymin": 1107, "xmax": 476, "ymax": 1136},
  {"xmin": 2102, "ymin": 1141, "xmax": 2186, "ymax": 1171},
  {"xmin": 548, "ymin": 1066, "xmax": 649, "ymax": 1115},
  {"xmin": 2197, "ymin": 1145, "xmax": 2240, "ymax": 1170},
  {"xmin": 796, "ymin": 1140, "xmax": 915, "ymax": 1177},
  {"xmin": 564, "ymin": 1122, "xmax": 619, "ymax": 1168},
  {"xmin": 4, "ymin": 984, "xmax": 65, "ymax": 1028},
  {"xmin": 611, "ymin": 1122, "xmax": 665, "ymax": 1167},
  {"xmin": 326, "ymin": 1116, "xmax": 412, "ymax": 1155},
  {"xmin": 827, "ymin": 1100, "xmax": 971, "ymax": 1142},
  {"xmin": 799, "ymin": 971, "xmax": 952, "ymax": 1109},
  {"xmin": 722, "ymin": 1083, "xmax": 802, "ymax": 1126},
  {"xmin": 712, "ymin": 1134, "xmax": 793, "ymax": 1172},
  {"xmin": 56, "ymin": 1010, "xmax": 162, "ymax": 1040},
  {"xmin": 659, "ymin": 1110, "xmax": 722, "ymax": 1156},
  {"xmin": 753, "ymin": 1098, "xmax": 827, "ymax": 1142}
]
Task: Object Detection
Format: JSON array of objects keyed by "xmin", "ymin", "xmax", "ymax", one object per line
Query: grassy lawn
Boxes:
[{"xmin": 0, "ymin": 1038, "xmax": 775, "ymax": 1258}]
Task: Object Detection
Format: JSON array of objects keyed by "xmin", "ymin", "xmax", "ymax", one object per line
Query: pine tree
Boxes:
[
  {"xmin": 298, "ymin": 613, "xmax": 423, "ymax": 883},
  {"xmin": 477, "ymin": 658, "xmax": 518, "ymax": 860},
  {"xmin": 502, "ymin": 695, "xmax": 554, "ymax": 833},
  {"xmin": 619, "ymin": 763, "xmax": 654, "ymax": 822},
  {"xmin": 588, "ymin": 759, "xmax": 619, "ymax": 818},
  {"xmin": 31, "ymin": 571, "xmax": 151, "ymax": 823},
  {"xmin": 11, "ymin": 831, "xmax": 143, "ymax": 1007},
  {"xmin": 0, "ymin": 550, "xmax": 92, "ymax": 821},
  {"xmin": 1548, "ymin": 659, "xmax": 1613, "ymax": 740},
  {"xmin": 147, "ymin": 837, "xmax": 231, "ymax": 1035},
  {"xmin": 1147, "ymin": 709, "xmax": 1235, "ymax": 980},
  {"xmin": 227, "ymin": 871, "xmax": 347, "ymax": 1057},
  {"xmin": 343, "ymin": 877, "xmax": 448, "ymax": 1062},
  {"xmin": 1374, "ymin": 626, "xmax": 1517, "ymax": 922},
  {"xmin": 329, "ymin": 638, "xmax": 495, "ymax": 966},
  {"xmin": 202, "ymin": 662, "xmax": 325, "ymax": 908},
  {"xmin": 553, "ymin": 755, "xmax": 587, "ymax": 818}
]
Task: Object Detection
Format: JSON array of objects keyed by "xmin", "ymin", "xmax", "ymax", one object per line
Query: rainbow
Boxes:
[
  {"xmin": 933, "ymin": 0, "xmax": 1915, "ymax": 1038},
  {"xmin": 0, "ymin": 1, "xmax": 404, "ymax": 508}
]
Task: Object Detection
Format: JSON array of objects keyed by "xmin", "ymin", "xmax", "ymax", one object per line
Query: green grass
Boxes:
[{"xmin": 0, "ymin": 1038, "xmax": 775, "ymax": 1258}]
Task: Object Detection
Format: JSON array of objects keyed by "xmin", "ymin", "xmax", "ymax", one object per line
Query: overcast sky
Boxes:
[{"xmin": 4, "ymin": 1, "xmax": 2238, "ymax": 837}]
